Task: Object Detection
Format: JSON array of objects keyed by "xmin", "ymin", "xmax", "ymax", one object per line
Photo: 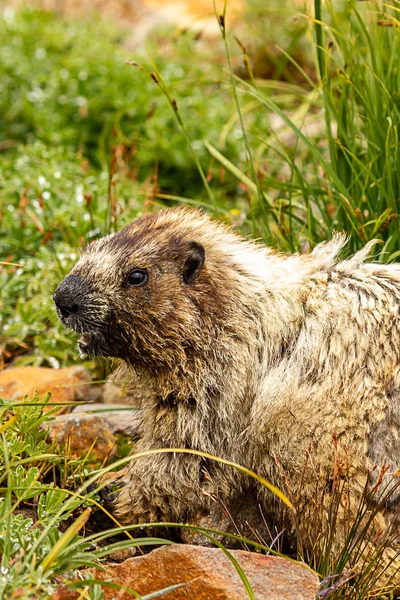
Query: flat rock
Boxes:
[
  {"xmin": 102, "ymin": 380, "xmax": 144, "ymax": 407},
  {"xmin": 72, "ymin": 403, "xmax": 143, "ymax": 439},
  {"xmin": 87, "ymin": 544, "xmax": 319, "ymax": 600},
  {"xmin": 0, "ymin": 366, "xmax": 94, "ymax": 413},
  {"xmin": 44, "ymin": 413, "xmax": 117, "ymax": 462}
]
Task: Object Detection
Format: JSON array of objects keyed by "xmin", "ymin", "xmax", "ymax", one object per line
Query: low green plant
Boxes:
[
  {"xmin": 0, "ymin": 394, "xmax": 91, "ymax": 598},
  {"xmin": 0, "ymin": 395, "xmax": 180, "ymax": 598}
]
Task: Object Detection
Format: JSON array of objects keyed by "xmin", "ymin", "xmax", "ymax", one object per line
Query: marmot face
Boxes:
[{"xmin": 53, "ymin": 212, "xmax": 207, "ymax": 366}]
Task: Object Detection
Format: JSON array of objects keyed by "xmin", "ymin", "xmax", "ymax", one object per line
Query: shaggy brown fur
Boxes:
[{"xmin": 54, "ymin": 208, "xmax": 400, "ymax": 583}]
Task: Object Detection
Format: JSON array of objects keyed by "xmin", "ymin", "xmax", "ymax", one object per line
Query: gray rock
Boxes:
[{"xmin": 72, "ymin": 403, "xmax": 143, "ymax": 439}]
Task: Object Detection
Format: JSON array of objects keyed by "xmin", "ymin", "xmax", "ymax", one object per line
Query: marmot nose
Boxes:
[
  {"xmin": 55, "ymin": 300, "xmax": 80, "ymax": 319},
  {"xmin": 53, "ymin": 275, "xmax": 85, "ymax": 320}
]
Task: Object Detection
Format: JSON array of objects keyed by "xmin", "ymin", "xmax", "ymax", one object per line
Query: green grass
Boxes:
[
  {"xmin": 0, "ymin": 5, "xmax": 265, "ymax": 368},
  {"xmin": 0, "ymin": 395, "xmax": 188, "ymax": 599},
  {"xmin": 2, "ymin": 0, "xmax": 400, "ymax": 597},
  {"xmin": 211, "ymin": 0, "xmax": 400, "ymax": 256}
]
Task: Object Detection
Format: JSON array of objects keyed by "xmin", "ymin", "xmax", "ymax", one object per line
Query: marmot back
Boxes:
[{"xmin": 54, "ymin": 207, "xmax": 400, "ymax": 588}]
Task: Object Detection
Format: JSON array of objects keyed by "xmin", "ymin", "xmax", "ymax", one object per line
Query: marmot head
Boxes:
[{"xmin": 53, "ymin": 208, "xmax": 236, "ymax": 368}]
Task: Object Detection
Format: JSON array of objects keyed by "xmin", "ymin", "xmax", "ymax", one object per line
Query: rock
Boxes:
[
  {"xmin": 44, "ymin": 413, "xmax": 117, "ymax": 462},
  {"xmin": 72, "ymin": 403, "xmax": 143, "ymax": 439},
  {"xmin": 86, "ymin": 544, "xmax": 319, "ymax": 600},
  {"xmin": 0, "ymin": 366, "xmax": 94, "ymax": 413},
  {"xmin": 102, "ymin": 381, "xmax": 134, "ymax": 405},
  {"xmin": 102, "ymin": 380, "xmax": 143, "ymax": 407},
  {"xmin": 106, "ymin": 546, "xmax": 137, "ymax": 563}
]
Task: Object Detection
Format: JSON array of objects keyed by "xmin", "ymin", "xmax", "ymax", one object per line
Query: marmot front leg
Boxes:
[
  {"xmin": 114, "ymin": 449, "xmax": 257, "ymax": 545},
  {"xmin": 114, "ymin": 452, "xmax": 210, "ymax": 527}
]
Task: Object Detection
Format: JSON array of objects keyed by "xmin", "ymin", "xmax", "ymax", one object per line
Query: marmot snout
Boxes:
[{"xmin": 54, "ymin": 207, "xmax": 400, "ymax": 585}]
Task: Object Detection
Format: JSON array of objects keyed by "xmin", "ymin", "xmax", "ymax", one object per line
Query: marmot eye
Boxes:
[{"xmin": 126, "ymin": 269, "xmax": 148, "ymax": 287}]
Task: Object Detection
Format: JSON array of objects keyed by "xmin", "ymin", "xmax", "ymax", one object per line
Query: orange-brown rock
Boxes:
[
  {"xmin": 44, "ymin": 413, "xmax": 117, "ymax": 461},
  {"xmin": 0, "ymin": 366, "xmax": 93, "ymax": 413},
  {"xmin": 87, "ymin": 544, "xmax": 319, "ymax": 600}
]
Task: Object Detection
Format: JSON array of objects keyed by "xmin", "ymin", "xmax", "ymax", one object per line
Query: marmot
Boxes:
[{"xmin": 53, "ymin": 207, "xmax": 400, "ymax": 583}]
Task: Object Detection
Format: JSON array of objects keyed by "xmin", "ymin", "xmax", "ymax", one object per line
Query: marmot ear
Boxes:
[{"xmin": 182, "ymin": 241, "xmax": 205, "ymax": 285}]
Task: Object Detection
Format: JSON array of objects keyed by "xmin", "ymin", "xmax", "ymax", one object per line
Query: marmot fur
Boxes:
[{"xmin": 53, "ymin": 208, "xmax": 400, "ymax": 582}]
